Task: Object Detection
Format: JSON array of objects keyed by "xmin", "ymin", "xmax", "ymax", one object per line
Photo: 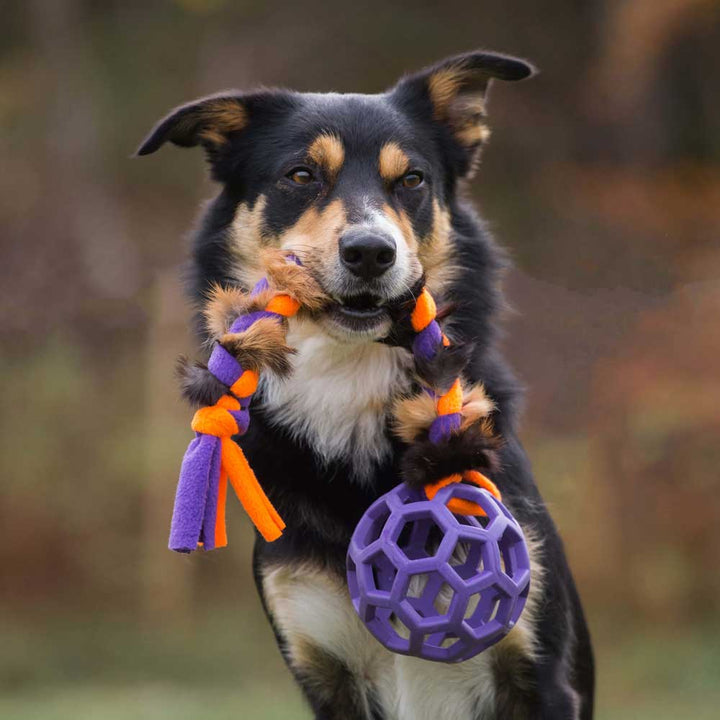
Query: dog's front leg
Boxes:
[
  {"xmin": 492, "ymin": 644, "xmax": 583, "ymax": 720},
  {"xmin": 255, "ymin": 552, "xmax": 390, "ymax": 720},
  {"xmin": 287, "ymin": 642, "xmax": 381, "ymax": 720}
]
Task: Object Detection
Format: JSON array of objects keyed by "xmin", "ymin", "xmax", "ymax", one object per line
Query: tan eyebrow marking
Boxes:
[
  {"xmin": 378, "ymin": 142, "xmax": 410, "ymax": 182},
  {"xmin": 307, "ymin": 133, "xmax": 345, "ymax": 181}
]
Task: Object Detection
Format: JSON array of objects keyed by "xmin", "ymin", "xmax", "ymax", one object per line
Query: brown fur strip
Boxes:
[
  {"xmin": 203, "ymin": 285, "xmax": 276, "ymax": 340},
  {"xmin": 204, "ymin": 252, "xmax": 327, "ymax": 339},
  {"xmin": 196, "ymin": 99, "xmax": 248, "ymax": 147},
  {"xmin": 175, "ymin": 356, "xmax": 229, "ymax": 407},
  {"xmin": 392, "ymin": 392, "xmax": 437, "ymax": 444},
  {"xmin": 460, "ymin": 383, "xmax": 495, "ymax": 430},
  {"xmin": 262, "ymin": 250, "xmax": 329, "ymax": 311},
  {"xmin": 220, "ymin": 316, "xmax": 296, "ymax": 377},
  {"xmin": 392, "ymin": 382, "xmax": 495, "ymax": 443},
  {"xmin": 414, "ymin": 343, "xmax": 472, "ymax": 394},
  {"xmin": 400, "ymin": 423, "xmax": 501, "ymax": 488}
]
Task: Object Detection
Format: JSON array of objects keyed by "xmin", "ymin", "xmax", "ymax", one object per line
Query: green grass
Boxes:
[
  {"xmin": 0, "ymin": 685, "xmax": 308, "ymax": 720},
  {"xmin": 2, "ymin": 610, "xmax": 718, "ymax": 719}
]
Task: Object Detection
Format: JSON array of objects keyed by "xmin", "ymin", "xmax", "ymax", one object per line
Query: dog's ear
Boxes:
[
  {"xmin": 390, "ymin": 51, "xmax": 536, "ymax": 176},
  {"xmin": 135, "ymin": 93, "xmax": 250, "ymax": 157}
]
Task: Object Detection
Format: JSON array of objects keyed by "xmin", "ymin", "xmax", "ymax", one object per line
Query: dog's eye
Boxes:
[
  {"xmin": 287, "ymin": 167, "xmax": 314, "ymax": 185},
  {"xmin": 401, "ymin": 171, "xmax": 424, "ymax": 189}
]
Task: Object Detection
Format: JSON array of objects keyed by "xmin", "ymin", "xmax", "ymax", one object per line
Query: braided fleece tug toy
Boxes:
[
  {"xmin": 170, "ymin": 252, "xmax": 326, "ymax": 551},
  {"xmin": 170, "ymin": 251, "xmax": 530, "ymax": 661}
]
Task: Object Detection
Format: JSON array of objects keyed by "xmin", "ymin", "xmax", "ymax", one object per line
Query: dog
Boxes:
[{"xmin": 138, "ymin": 50, "xmax": 594, "ymax": 720}]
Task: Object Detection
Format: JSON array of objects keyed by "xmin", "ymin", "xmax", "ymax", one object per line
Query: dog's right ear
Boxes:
[{"xmin": 135, "ymin": 93, "xmax": 249, "ymax": 156}]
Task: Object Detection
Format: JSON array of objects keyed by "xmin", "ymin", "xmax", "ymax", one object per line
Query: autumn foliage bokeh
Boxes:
[{"xmin": 1, "ymin": 1, "xmax": 719, "ymax": 718}]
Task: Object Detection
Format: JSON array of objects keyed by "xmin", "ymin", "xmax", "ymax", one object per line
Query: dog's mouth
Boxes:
[
  {"xmin": 327, "ymin": 292, "xmax": 390, "ymax": 332},
  {"xmin": 320, "ymin": 280, "xmax": 423, "ymax": 337}
]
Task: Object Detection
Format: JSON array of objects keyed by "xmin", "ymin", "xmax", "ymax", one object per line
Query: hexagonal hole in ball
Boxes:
[{"xmin": 396, "ymin": 515, "xmax": 445, "ymax": 561}]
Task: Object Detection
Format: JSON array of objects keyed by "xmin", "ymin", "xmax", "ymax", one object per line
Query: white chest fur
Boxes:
[
  {"xmin": 259, "ymin": 318, "xmax": 413, "ymax": 479},
  {"xmin": 262, "ymin": 564, "xmax": 501, "ymax": 720}
]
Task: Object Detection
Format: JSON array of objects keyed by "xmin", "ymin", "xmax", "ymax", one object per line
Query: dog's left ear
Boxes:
[{"xmin": 391, "ymin": 51, "xmax": 536, "ymax": 176}]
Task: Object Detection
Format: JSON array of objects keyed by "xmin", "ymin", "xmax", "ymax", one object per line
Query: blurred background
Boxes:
[{"xmin": 1, "ymin": 0, "xmax": 719, "ymax": 718}]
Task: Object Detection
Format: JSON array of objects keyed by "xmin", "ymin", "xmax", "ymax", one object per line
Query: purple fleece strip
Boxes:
[
  {"xmin": 251, "ymin": 277, "xmax": 270, "ymax": 296},
  {"xmin": 428, "ymin": 413, "xmax": 462, "ymax": 444},
  {"xmin": 413, "ymin": 321, "xmax": 443, "ymax": 362},
  {"xmin": 229, "ymin": 408, "xmax": 250, "ymax": 435},
  {"xmin": 229, "ymin": 310, "xmax": 279, "ymax": 333},
  {"xmin": 198, "ymin": 437, "xmax": 223, "ymax": 550},
  {"xmin": 208, "ymin": 344, "xmax": 244, "ymax": 387},
  {"xmin": 169, "ymin": 434, "xmax": 219, "ymax": 552}
]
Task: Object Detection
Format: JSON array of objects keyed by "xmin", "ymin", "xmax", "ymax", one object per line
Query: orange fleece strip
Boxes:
[
  {"xmin": 230, "ymin": 369, "xmax": 259, "ymax": 398},
  {"xmin": 214, "ymin": 471, "xmax": 229, "ymax": 548},
  {"xmin": 410, "ymin": 288, "xmax": 437, "ymax": 332},
  {"xmin": 437, "ymin": 378, "xmax": 463, "ymax": 416},
  {"xmin": 222, "ymin": 437, "xmax": 285, "ymax": 541},
  {"xmin": 425, "ymin": 470, "xmax": 501, "ymax": 517},
  {"xmin": 266, "ymin": 293, "xmax": 301, "ymax": 317}
]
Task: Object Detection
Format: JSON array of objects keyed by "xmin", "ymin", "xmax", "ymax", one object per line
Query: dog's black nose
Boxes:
[{"xmin": 339, "ymin": 232, "xmax": 396, "ymax": 280}]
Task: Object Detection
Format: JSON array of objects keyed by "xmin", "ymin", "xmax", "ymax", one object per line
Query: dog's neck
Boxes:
[{"xmin": 259, "ymin": 317, "xmax": 414, "ymax": 481}]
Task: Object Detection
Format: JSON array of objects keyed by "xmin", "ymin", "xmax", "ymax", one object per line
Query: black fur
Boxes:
[
  {"xmin": 140, "ymin": 49, "xmax": 594, "ymax": 720},
  {"xmin": 414, "ymin": 342, "xmax": 474, "ymax": 393},
  {"xmin": 401, "ymin": 423, "xmax": 502, "ymax": 488},
  {"xmin": 175, "ymin": 356, "xmax": 228, "ymax": 407}
]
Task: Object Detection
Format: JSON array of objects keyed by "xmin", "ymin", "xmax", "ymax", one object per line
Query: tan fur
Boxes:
[
  {"xmin": 419, "ymin": 199, "xmax": 457, "ymax": 295},
  {"xmin": 203, "ymin": 285, "xmax": 275, "ymax": 340},
  {"xmin": 262, "ymin": 249, "xmax": 329, "ymax": 311},
  {"xmin": 307, "ymin": 133, "xmax": 345, "ymax": 182},
  {"xmin": 194, "ymin": 98, "xmax": 248, "ymax": 146},
  {"xmin": 455, "ymin": 123, "xmax": 492, "ymax": 147},
  {"xmin": 392, "ymin": 381, "xmax": 496, "ymax": 442},
  {"xmin": 427, "ymin": 66, "xmax": 491, "ymax": 173},
  {"xmin": 220, "ymin": 317, "xmax": 295, "ymax": 376},
  {"xmin": 205, "ymin": 249, "xmax": 329, "ymax": 343},
  {"xmin": 378, "ymin": 142, "xmax": 410, "ymax": 182},
  {"xmin": 228, "ymin": 196, "xmax": 270, "ymax": 287},
  {"xmin": 392, "ymin": 392, "xmax": 437, "ymax": 443},
  {"xmin": 460, "ymin": 383, "xmax": 496, "ymax": 430},
  {"xmin": 428, "ymin": 66, "xmax": 471, "ymax": 119},
  {"xmin": 276, "ymin": 199, "xmax": 348, "ymax": 280},
  {"xmin": 292, "ymin": 638, "xmax": 368, "ymax": 716}
]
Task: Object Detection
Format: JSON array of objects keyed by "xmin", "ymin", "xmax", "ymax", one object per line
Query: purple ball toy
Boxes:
[{"xmin": 347, "ymin": 482, "xmax": 531, "ymax": 663}]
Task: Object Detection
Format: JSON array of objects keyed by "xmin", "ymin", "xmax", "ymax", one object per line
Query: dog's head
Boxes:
[{"xmin": 138, "ymin": 51, "xmax": 534, "ymax": 342}]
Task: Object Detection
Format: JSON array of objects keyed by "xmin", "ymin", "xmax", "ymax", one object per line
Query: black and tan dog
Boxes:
[{"xmin": 138, "ymin": 50, "xmax": 594, "ymax": 720}]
